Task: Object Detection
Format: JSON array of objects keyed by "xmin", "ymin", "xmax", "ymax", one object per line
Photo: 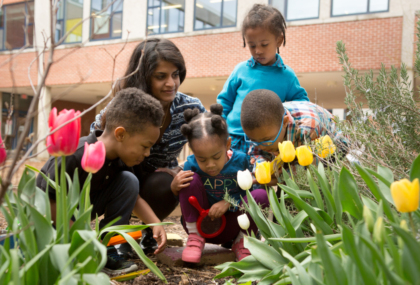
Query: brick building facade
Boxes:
[{"xmin": 0, "ymin": 0, "xmax": 418, "ymax": 158}]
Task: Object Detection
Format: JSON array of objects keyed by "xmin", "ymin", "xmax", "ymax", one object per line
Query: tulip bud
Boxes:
[
  {"xmin": 255, "ymin": 161, "xmax": 271, "ymax": 184},
  {"xmin": 81, "ymin": 141, "xmax": 106, "ymax": 173},
  {"xmin": 398, "ymin": 220, "xmax": 409, "ymax": 248},
  {"xmin": 390, "ymin": 178, "xmax": 419, "ymax": 213},
  {"xmin": 0, "ymin": 133, "xmax": 6, "ymax": 164},
  {"xmin": 400, "ymin": 219, "xmax": 409, "ymax": 231},
  {"xmin": 363, "ymin": 205, "xmax": 374, "ymax": 233},
  {"xmin": 373, "ymin": 217, "xmax": 385, "ymax": 244},
  {"xmin": 279, "ymin": 141, "xmax": 296, "ymax": 163},
  {"xmin": 295, "ymin": 146, "xmax": 313, "ymax": 166},
  {"xmin": 237, "ymin": 214, "xmax": 250, "ymax": 231},
  {"xmin": 47, "ymin": 108, "xmax": 81, "ymax": 157},
  {"xmin": 237, "ymin": 169, "xmax": 253, "ymax": 191}
]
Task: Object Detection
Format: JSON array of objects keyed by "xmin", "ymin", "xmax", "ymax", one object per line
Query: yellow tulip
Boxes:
[
  {"xmin": 278, "ymin": 141, "xmax": 296, "ymax": 163},
  {"xmin": 390, "ymin": 178, "xmax": 419, "ymax": 213},
  {"xmin": 316, "ymin": 135, "xmax": 336, "ymax": 158},
  {"xmin": 295, "ymin": 146, "xmax": 313, "ymax": 166},
  {"xmin": 255, "ymin": 161, "xmax": 271, "ymax": 184},
  {"xmin": 270, "ymin": 154, "xmax": 282, "ymax": 175}
]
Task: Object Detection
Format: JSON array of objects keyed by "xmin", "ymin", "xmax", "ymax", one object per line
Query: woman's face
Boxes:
[{"xmin": 150, "ymin": 60, "xmax": 181, "ymax": 104}]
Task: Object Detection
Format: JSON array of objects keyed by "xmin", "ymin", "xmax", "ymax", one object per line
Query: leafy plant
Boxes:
[
  {"xmin": 216, "ymin": 156, "xmax": 420, "ymax": 284},
  {"xmin": 0, "ymin": 162, "xmax": 170, "ymax": 284}
]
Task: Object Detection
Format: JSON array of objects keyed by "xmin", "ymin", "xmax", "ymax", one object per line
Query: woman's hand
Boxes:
[
  {"xmin": 208, "ymin": 200, "xmax": 230, "ymax": 221},
  {"xmin": 155, "ymin": 166, "xmax": 182, "ymax": 177},
  {"xmin": 170, "ymin": 170, "xmax": 194, "ymax": 196},
  {"xmin": 152, "ymin": 225, "xmax": 167, "ymax": 254}
]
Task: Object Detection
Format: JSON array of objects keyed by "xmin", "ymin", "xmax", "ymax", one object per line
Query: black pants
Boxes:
[
  {"xmin": 91, "ymin": 171, "xmax": 139, "ymax": 229},
  {"xmin": 135, "ymin": 162, "xmax": 179, "ymax": 221}
]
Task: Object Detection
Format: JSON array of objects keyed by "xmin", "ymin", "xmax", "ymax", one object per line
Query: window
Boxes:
[
  {"xmin": 147, "ymin": 0, "xmax": 185, "ymax": 35},
  {"xmin": 0, "ymin": 2, "xmax": 34, "ymax": 51},
  {"xmin": 56, "ymin": 0, "xmax": 84, "ymax": 43},
  {"xmin": 194, "ymin": 0, "xmax": 237, "ymax": 30},
  {"xmin": 331, "ymin": 0, "xmax": 389, "ymax": 16},
  {"xmin": 90, "ymin": 0, "xmax": 123, "ymax": 40},
  {"xmin": 270, "ymin": 0, "xmax": 319, "ymax": 21}
]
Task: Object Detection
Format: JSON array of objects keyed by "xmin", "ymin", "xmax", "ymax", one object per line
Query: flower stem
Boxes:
[
  {"xmin": 288, "ymin": 163, "xmax": 295, "ymax": 182},
  {"xmin": 409, "ymin": 212, "xmax": 416, "ymax": 237}
]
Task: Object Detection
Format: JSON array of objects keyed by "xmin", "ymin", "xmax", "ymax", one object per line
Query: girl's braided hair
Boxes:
[
  {"xmin": 242, "ymin": 4, "xmax": 287, "ymax": 53},
  {"xmin": 180, "ymin": 104, "xmax": 228, "ymax": 143}
]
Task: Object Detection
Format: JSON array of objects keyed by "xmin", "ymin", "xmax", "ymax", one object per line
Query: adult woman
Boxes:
[{"xmin": 92, "ymin": 38, "xmax": 206, "ymax": 253}]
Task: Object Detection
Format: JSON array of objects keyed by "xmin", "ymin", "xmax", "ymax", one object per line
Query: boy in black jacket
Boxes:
[{"xmin": 37, "ymin": 88, "xmax": 166, "ymax": 275}]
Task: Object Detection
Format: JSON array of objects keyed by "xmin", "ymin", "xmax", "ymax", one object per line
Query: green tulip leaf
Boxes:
[
  {"xmin": 280, "ymin": 185, "xmax": 333, "ymax": 235},
  {"xmin": 316, "ymin": 233, "xmax": 348, "ymax": 285},
  {"xmin": 313, "ymin": 164, "xmax": 336, "ymax": 219},
  {"xmin": 410, "ymin": 153, "xmax": 420, "ymax": 183},
  {"xmin": 355, "ymin": 164, "xmax": 396, "ymax": 223},
  {"xmin": 341, "ymin": 225, "xmax": 376, "ymax": 284},
  {"xmin": 244, "ymin": 236, "xmax": 287, "ymax": 270},
  {"xmin": 307, "ymin": 169, "xmax": 324, "ymax": 211},
  {"xmin": 338, "ymin": 167, "xmax": 363, "ymax": 220}
]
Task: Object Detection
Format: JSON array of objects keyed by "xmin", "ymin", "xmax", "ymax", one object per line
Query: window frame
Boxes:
[
  {"xmin": 269, "ymin": 0, "xmax": 320, "ymax": 22},
  {"xmin": 330, "ymin": 0, "xmax": 390, "ymax": 17},
  {"xmin": 193, "ymin": 0, "xmax": 238, "ymax": 31},
  {"xmin": 0, "ymin": 1, "xmax": 34, "ymax": 52},
  {"xmin": 56, "ymin": 0, "xmax": 84, "ymax": 45},
  {"xmin": 146, "ymin": 0, "xmax": 186, "ymax": 35},
  {"xmin": 90, "ymin": 0, "xmax": 123, "ymax": 41}
]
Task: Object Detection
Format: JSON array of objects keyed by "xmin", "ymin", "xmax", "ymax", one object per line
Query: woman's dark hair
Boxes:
[
  {"xmin": 180, "ymin": 104, "xmax": 228, "ymax": 145},
  {"xmin": 115, "ymin": 38, "xmax": 186, "ymax": 96},
  {"xmin": 242, "ymin": 4, "xmax": 287, "ymax": 53}
]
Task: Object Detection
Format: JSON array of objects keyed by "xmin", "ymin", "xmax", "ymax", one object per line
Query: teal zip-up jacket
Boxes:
[{"xmin": 217, "ymin": 54, "xmax": 309, "ymax": 136}]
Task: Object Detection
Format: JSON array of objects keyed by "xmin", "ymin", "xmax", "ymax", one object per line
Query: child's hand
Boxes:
[
  {"xmin": 170, "ymin": 170, "xmax": 194, "ymax": 196},
  {"xmin": 152, "ymin": 225, "xmax": 167, "ymax": 254},
  {"xmin": 208, "ymin": 200, "xmax": 230, "ymax": 221}
]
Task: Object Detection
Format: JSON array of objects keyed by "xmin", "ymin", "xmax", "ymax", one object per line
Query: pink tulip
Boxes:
[
  {"xmin": 47, "ymin": 108, "xmax": 81, "ymax": 157},
  {"xmin": 0, "ymin": 133, "xmax": 6, "ymax": 164},
  {"xmin": 81, "ymin": 141, "xmax": 106, "ymax": 173}
]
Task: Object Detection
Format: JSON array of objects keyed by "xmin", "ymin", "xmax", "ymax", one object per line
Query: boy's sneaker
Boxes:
[
  {"xmin": 182, "ymin": 233, "xmax": 205, "ymax": 263},
  {"xmin": 232, "ymin": 237, "xmax": 251, "ymax": 261},
  {"xmin": 102, "ymin": 246, "xmax": 138, "ymax": 276}
]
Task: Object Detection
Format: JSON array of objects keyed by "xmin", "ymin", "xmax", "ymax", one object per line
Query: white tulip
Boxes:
[
  {"xmin": 237, "ymin": 213, "xmax": 250, "ymax": 231},
  {"xmin": 237, "ymin": 169, "xmax": 253, "ymax": 191}
]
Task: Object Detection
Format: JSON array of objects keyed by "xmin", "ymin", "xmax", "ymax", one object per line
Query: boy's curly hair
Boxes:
[
  {"xmin": 241, "ymin": 89, "xmax": 284, "ymax": 130},
  {"xmin": 242, "ymin": 4, "xmax": 287, "ymax": 53},
  {"xmin": 105, "ymin": 87, "xmax": 164, "ymax": 134},
  {"xmin": 180, "ymin": 104, "xmax": 228, "ymax": 145}
]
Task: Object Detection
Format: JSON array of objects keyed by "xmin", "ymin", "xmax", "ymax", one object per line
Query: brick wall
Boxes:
[{"xmin": 0, "ymin": 16, "xmax": 403, "ymax": 88}]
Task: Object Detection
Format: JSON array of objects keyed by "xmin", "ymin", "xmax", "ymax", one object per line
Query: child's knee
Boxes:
[
  {"xmin": 250, "ymin": 189, "xmax": 269, "ymax": 208},
  {"xmin": 119, "ymin": 171, "xmax": 139, "ymax": 198},
  {"xmin": 189, "ymin": 172, "xmax": 202, "ymax": 187}
]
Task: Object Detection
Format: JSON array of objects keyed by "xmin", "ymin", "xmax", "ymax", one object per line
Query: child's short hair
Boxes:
[
  {"xmin": 241, "ymin": 89, "xmax": 285, "ymax": 130},
  {"xmin": 105, "ymin": 87, "xmax": 164, "ymax": 134},
  {"xmin": 242, "ymin": 4, "xmax": 286, "ymax": 52},
  {"xmin": 180, "ymin": 104, "xmax": 228, "ymax": 144}
]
